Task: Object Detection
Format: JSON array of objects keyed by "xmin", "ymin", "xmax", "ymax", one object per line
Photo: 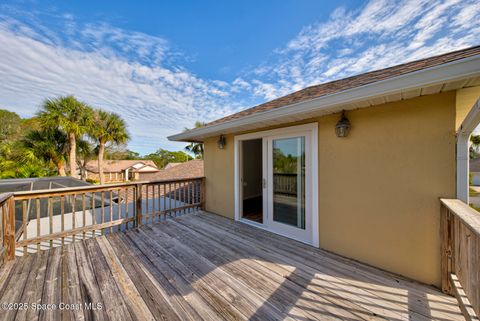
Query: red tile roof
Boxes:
[{"xmin": 148, "ymin": 160, "xmax": 204, "ymax": 180}]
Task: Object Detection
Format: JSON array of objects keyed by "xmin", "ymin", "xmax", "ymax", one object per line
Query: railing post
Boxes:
[
  {"xmin": 200, "ymin": 178, "xmax": 206, "ymax": 211},
  {"xmin": 440, "ymin": 202, "xmax": 453, "ymax": 294},
  {"xmin": 3, "ymin": 196, "xmax": 16, "ymax": 261},
  {"xmin": 136, "ymin": 183, "xmax": 143, "ymax": 227}
]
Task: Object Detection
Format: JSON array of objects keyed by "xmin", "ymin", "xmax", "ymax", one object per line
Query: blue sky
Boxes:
[{"xmin": 0, "ymin": 0, "xmax": 479, "ymax": 154}]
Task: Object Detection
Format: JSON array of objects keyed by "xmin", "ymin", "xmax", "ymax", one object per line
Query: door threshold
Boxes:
[
  {"xmin": 238, "ymin": 218, "xmax": 314, "ymax": 246},
  {"xmin": 239, "ymin": 218, "xmax": 266, "ymax": 229}
]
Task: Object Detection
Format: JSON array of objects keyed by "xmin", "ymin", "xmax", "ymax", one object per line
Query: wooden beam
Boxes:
[
  {"xmin": 440, "ymin": 204, "xmax": 452, "ymax": 294},
  {"xmin": 136, "ymin": 184, "xmax": 143, "ymax": 227},
  {"xmin": 15, "ymin": 217, "xmax": 135, "ymax": 248},
  {"xmin": 3, "ymin": 196, "xmax": 15, "ymax": 260}
]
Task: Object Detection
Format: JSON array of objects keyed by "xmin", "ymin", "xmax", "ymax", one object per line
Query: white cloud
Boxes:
[
  {"xmin": 0, "ymin": 0, "xmax": 479, "ymax": 154},
  {"xmin": 0, "ymin": 14, "xmax": 244, "ymax": 153},
  {"xmin": 249, "ymin": 0, "xmax": 480, "ymax": 100}
]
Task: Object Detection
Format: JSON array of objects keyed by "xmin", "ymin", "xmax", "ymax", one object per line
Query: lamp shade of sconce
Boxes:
[
  {"xmin": 335, "ymin": 110, "xmax": 351, "ymax": 138},
  {"xmin": 217, "ymin": 135, "xmax": 226, "ymax": 149}
]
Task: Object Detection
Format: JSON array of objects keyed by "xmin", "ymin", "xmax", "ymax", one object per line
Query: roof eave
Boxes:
[{"xmin": 168, "ymin": 54, "xmax": 480, "ymax": 142}]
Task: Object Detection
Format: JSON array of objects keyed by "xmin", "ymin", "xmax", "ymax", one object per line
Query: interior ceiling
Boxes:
[{"xmin": 193, "ymin": 76, "xmax": 480, "ymax": 141}]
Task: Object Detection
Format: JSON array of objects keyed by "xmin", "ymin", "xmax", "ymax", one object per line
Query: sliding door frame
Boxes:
[{"xmin": 234, "ymin": 122, "xmax": 319, "ymax": 246}]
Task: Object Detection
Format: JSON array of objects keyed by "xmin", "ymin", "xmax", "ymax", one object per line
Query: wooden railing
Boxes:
[
  {"xmin": 1, "ymin": 177, "xmax": 204, "ymax": 260},
  {"xmin": 440, "ymin": 199, "xmax": 480, "ymax": 321},
  {"xmin": 273, "ymin": 173, "xmax": 298, "ymax": 195},
  {"xmin": 0, "ymin": 193, "xmax": 15, "ymax": 265}
]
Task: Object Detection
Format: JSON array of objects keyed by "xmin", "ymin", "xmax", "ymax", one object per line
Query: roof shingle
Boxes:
[
  {"xmin": 204, "ymin": 45, "xmax": 480, "ymax": 128},
  {"xmin": 148, "ymin": 160, "xmax": 204, "ymax": 180}
]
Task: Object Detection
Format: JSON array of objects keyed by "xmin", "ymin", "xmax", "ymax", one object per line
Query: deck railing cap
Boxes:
[
  {"xmin": 0, "ymin": 192, "xmax": 13, "ymax": 204},
  {"xmin": 440, "ymin": 198, "xmax": 480, "ymax": 237},
  {"xmin": 11, "ymin": 176, "xmax": 205, "ymax": 198}
]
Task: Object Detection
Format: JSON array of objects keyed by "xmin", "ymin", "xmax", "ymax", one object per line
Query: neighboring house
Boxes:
[
  {"xmin": 84, "ymin": 160, "xmax": 159, "ymax": 182},
  {"xmin": 146, "ymin": 159, "xmax": 204, "ymax": 181},
  {"xmin": 470, "ymin": 158, "xmax": 480, "ymax": 185},
  {"xmin": 169, "ymin": 46, "xmax": 480, "ymax": 287}
]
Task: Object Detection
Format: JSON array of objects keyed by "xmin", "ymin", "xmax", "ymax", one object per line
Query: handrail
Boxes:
[
  {"xmin": 0, "ymin": 192, "xmax": 13, "ymax": 204},
  {"xmin": 12, "ymin": 176, "xmax": 205, "ymax": 199},
  {"xmin": 1, "ymin": 176, "xmax": 205, "ymax": 260},
  {"xmin": 441, "ymin": 199, "xmax": 480, "ymax": 237},
  {"xmin": 440, "ymin": 198, "xmax": 480, "ymax": 320}
]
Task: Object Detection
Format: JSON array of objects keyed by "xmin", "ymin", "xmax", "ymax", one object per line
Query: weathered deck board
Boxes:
[
  {"xmin": 17, "ymin": 249, "xmax": 49, "ymax": 321},
  {"xmin": 148, "ymin": 220, "xmax": 378, "ymax": 320},
  {"xmin": 0, "ymin": 212, "xmax": 465, "ymax": 321},
  {"xmin": 195, "ymin": 212, "xmax": 464, "ymax": 316}
]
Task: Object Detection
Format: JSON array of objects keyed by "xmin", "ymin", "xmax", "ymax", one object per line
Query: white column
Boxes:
[
  {"xmin": 457, "ymin": 98, "xmax": 480, "ymax": 203},
  {"xmin": 457, "ymin": 132, "xmax": 470, "ymax": 203}
]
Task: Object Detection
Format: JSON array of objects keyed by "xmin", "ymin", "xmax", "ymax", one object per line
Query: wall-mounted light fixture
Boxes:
[
  {"xmin": 217, "ymin": 135, "xmax": 226, "ymax": 149},
  {"xmin": 335, "ymin": 110, "xmax": 351, "ymax": 138}
]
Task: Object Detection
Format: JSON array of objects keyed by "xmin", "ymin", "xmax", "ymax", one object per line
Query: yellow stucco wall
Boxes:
[
  {"xmin": 204, "ymin": 135, "xmax": 235, "ymax": 218},
  {"xmin": 203, "ymin": 91, "xmax": 458, "ymax": 286},
  {"xmin": 318, "ymin": 92, "xmax": 456, "ymax": 286},
  {"xmin": 456, "ymin": 86, "xmax": 480, "ymax": 130}
]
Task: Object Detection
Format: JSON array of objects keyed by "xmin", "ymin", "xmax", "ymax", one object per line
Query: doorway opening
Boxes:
[
  {"xmin": 241, "ymin": 139, "xmax": 263, "ymax": 223},
  {"xmin": 234, "ymin": 123, "xmax": 318, "ymax": 246}
]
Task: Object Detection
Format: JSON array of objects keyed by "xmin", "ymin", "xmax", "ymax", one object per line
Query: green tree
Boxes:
[
  {"xmin": 144, "ymin": 148, "xmax": 192, "ymax": 168},
  {"xmin": 0, "ymin": 109, "xmax": 59, "ymax": 178},
  {"xmin": 76, "ymin": 140, "xmax": 96, "ymax": 180},
  {"xmin": 105, "ymin": 145, "xmax": 140, "ymax": 160},
  {"xmin": 0, "ymin": 139, "xmax": 52, "ymax": 179},
  {"xmin": 0, "ymin": 109, "xmax": 21, "ymax": 142},
  {"xmin": 470, "ymin": 135, "xmax": 480, "ymax": 159},
  {"xmin": 37, "ymin": 95, "xmax": 94, "ymax": 178},
  {"xmin": 184, "ymin": 121, "xmax": 205, "ymax": 159},
  {"xmin": 15, "ymin": 163, "xmax": 49, "ymax": 178},
  {"xmin": 89, "ymin": 110, "xmax": 129, "ymax": 184},
  {"xmin": 22, "ymin": 128, "xmax": 69, "ymax": 176},
  {"xmin": 0, "ymin": 141, "xmax": 17, "ymax": 178}
]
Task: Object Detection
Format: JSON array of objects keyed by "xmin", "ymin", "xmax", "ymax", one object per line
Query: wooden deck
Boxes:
[{"xmin": 0, "ymin": 212, "xmax": 464, "ymax": 321}]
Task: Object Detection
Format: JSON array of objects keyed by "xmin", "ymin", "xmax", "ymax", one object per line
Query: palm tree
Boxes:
[
  {"xmin": 22, "ymin": 128, "xmax": 69, "ymax": 176},
  {"xmin": 38, "ymin": 95, "xmax": 93, "ymax": 178},
  {"xmin": 89, "ymin": 110, "xmax": 129, "ymax": 184},
  {"xmin": 76, "ymin": 140, "xmax": 95, "ymax": 181},
  {"xmin": 184, "ymin": 121, "xmax": 205, "ymax": 159},
  {"xmin": 15, "ymin": 163, "xmax": 48, "ymax": 178}
]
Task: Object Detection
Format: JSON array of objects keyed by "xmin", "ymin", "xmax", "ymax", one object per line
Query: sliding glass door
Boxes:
[
  {"xmin": 271, "ymin": 137, "xmax": 305, "ymax": 228},
  {"xmin": 267, "ymin": 132, "xmax": 312, "ymax": 244},
  {"xmin": 235, "ymin": 123, "xmax": 317, "ymax": 246}
]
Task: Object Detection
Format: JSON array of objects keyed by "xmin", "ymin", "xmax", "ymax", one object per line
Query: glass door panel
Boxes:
[{"xmin": 272, "ymin": 136, "xmax": 305, "ymax": 229}]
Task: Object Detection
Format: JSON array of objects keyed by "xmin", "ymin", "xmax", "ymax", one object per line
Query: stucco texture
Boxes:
[
  {"xmin": 456, "ymin": 86, "xmax": 480, "ymax": 130},
  {"xmin": 204, "ymin": 135, "xmax": 235, "ymax": 219},
  {"xmin": 203, "ymin": 91, "xmax": 458, "ymax": 286}
]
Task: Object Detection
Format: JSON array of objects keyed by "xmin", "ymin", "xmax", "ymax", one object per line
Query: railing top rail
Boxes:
[
  {"xmin": 0, "ymin": 192, "xmax": 13, "ymax": 204},
  {"xmin": 12, "ymin": 176, "xmax": 205, "ymax": 199},
  {"xmin": 440, "ymin": 198, "xmax": 480, "ymax": 238}
]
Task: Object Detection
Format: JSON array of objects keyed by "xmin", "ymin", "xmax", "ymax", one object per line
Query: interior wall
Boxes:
[{"xmin": 241, "ymin": 139, "xmax": 263, "ymax": 200}]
